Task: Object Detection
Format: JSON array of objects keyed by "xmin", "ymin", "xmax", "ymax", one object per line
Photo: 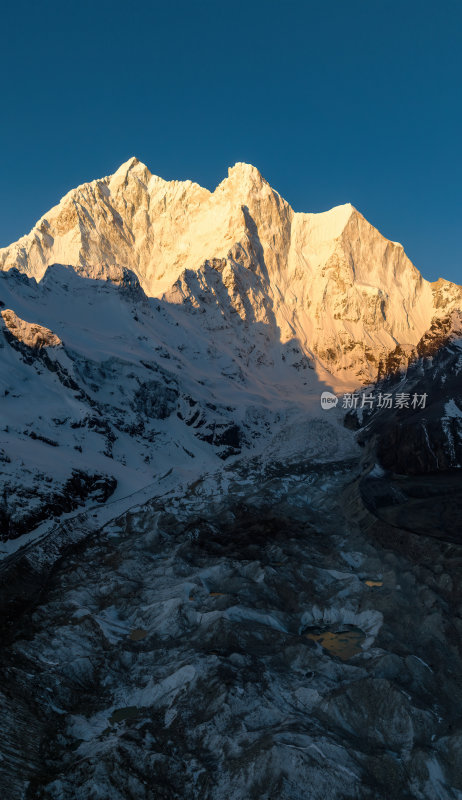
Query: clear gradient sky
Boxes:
[{"xmin": 0, "ymin": 0, "xmax": 461, "ymax": 284}]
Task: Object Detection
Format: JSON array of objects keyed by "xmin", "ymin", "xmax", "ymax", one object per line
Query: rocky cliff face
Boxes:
[
  {"xmin": 1, "ymin": 308, "xmax": 62, "ymax": 348},
  {"xmin": 2, "ymin": 158, "xmax": 460, "ymax": 385},
  {"xmin": 352, "ymin": 315, "xmax": 462, "ymax": 476}
]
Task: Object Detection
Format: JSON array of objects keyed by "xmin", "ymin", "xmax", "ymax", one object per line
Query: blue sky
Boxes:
[{"xmin": 1, "ymin": 0, "xmax": 460, "ymax": 283}]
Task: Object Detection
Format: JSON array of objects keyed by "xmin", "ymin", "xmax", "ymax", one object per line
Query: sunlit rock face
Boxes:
[
  {"xmin": 1, "ymin": 158, "xmax": 460, "ymax": 385},
  {"xmin": 1, "ymin": 308, "xmax": 61, "ymax": 348}
]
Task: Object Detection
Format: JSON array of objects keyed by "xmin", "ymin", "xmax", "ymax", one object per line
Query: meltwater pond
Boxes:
[{"xmin": 305, "ymin": 626, "xmax": 366, "ymax": 661}]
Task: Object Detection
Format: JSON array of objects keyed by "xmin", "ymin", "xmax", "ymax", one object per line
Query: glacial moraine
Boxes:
[{"xmin": 1, "ymin": 454, "xmax": 461, "ymax": 799}]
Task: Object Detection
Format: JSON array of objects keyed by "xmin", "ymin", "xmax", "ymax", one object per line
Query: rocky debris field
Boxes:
[{"xmin": 1, "ymin": 453, "xmax": 461, "ymax": 800}]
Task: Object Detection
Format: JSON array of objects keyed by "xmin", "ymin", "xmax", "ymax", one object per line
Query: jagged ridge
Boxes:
[{"xmin": 1, "ymin": 157, "xmax": 460, "ymax": 385}]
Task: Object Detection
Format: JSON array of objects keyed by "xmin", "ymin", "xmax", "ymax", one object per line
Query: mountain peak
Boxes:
[
  {"xmin": 116, "ymin": 156, "xmax": 141, "ymax": 172},
  {"xmin": 225, "ymin": 162, "xmax": 266, "ymax": 187},
  {"xmin": 324, "ymin": 201, "xmax": 357, "ymax": 223},
  {"xmin": 228, "ymin": 161, "xmax": 262, "ymax": 176},
  {"xmin": 302, "ymin": 202, "xmax": 359, "ymax": 243},
  {"xmin": 109, "ymin": 157, "xmax": 151, "ymax": 187}
]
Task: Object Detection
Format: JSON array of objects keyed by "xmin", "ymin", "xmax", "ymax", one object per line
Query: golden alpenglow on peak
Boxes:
[
  {"xmin": 0, "ymin": 160, "xmax": 460, "ymax": 386},
  {"xmin": 226, "ymin": 161, "xmax": 266, "ymax": 181}
]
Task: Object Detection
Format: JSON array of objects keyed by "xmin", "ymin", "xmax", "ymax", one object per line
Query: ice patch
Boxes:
[{"xmin": 444, "ymin": 398, "xmax": 462, "ymax": 418}]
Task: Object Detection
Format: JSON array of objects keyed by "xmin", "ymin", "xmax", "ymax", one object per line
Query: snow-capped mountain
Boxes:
[
  {"xmin": 2, "ymin": 157, "xmax": 461, "ymax": 386},
  {"xmin": 0, "ymin": 159, "xmax": 460, "ymax": 545}
]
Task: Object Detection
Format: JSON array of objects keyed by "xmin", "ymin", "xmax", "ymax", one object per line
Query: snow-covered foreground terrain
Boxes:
[{"xmin": 0, "ymin": 260, "xmax": 354, "ymax": 547}]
